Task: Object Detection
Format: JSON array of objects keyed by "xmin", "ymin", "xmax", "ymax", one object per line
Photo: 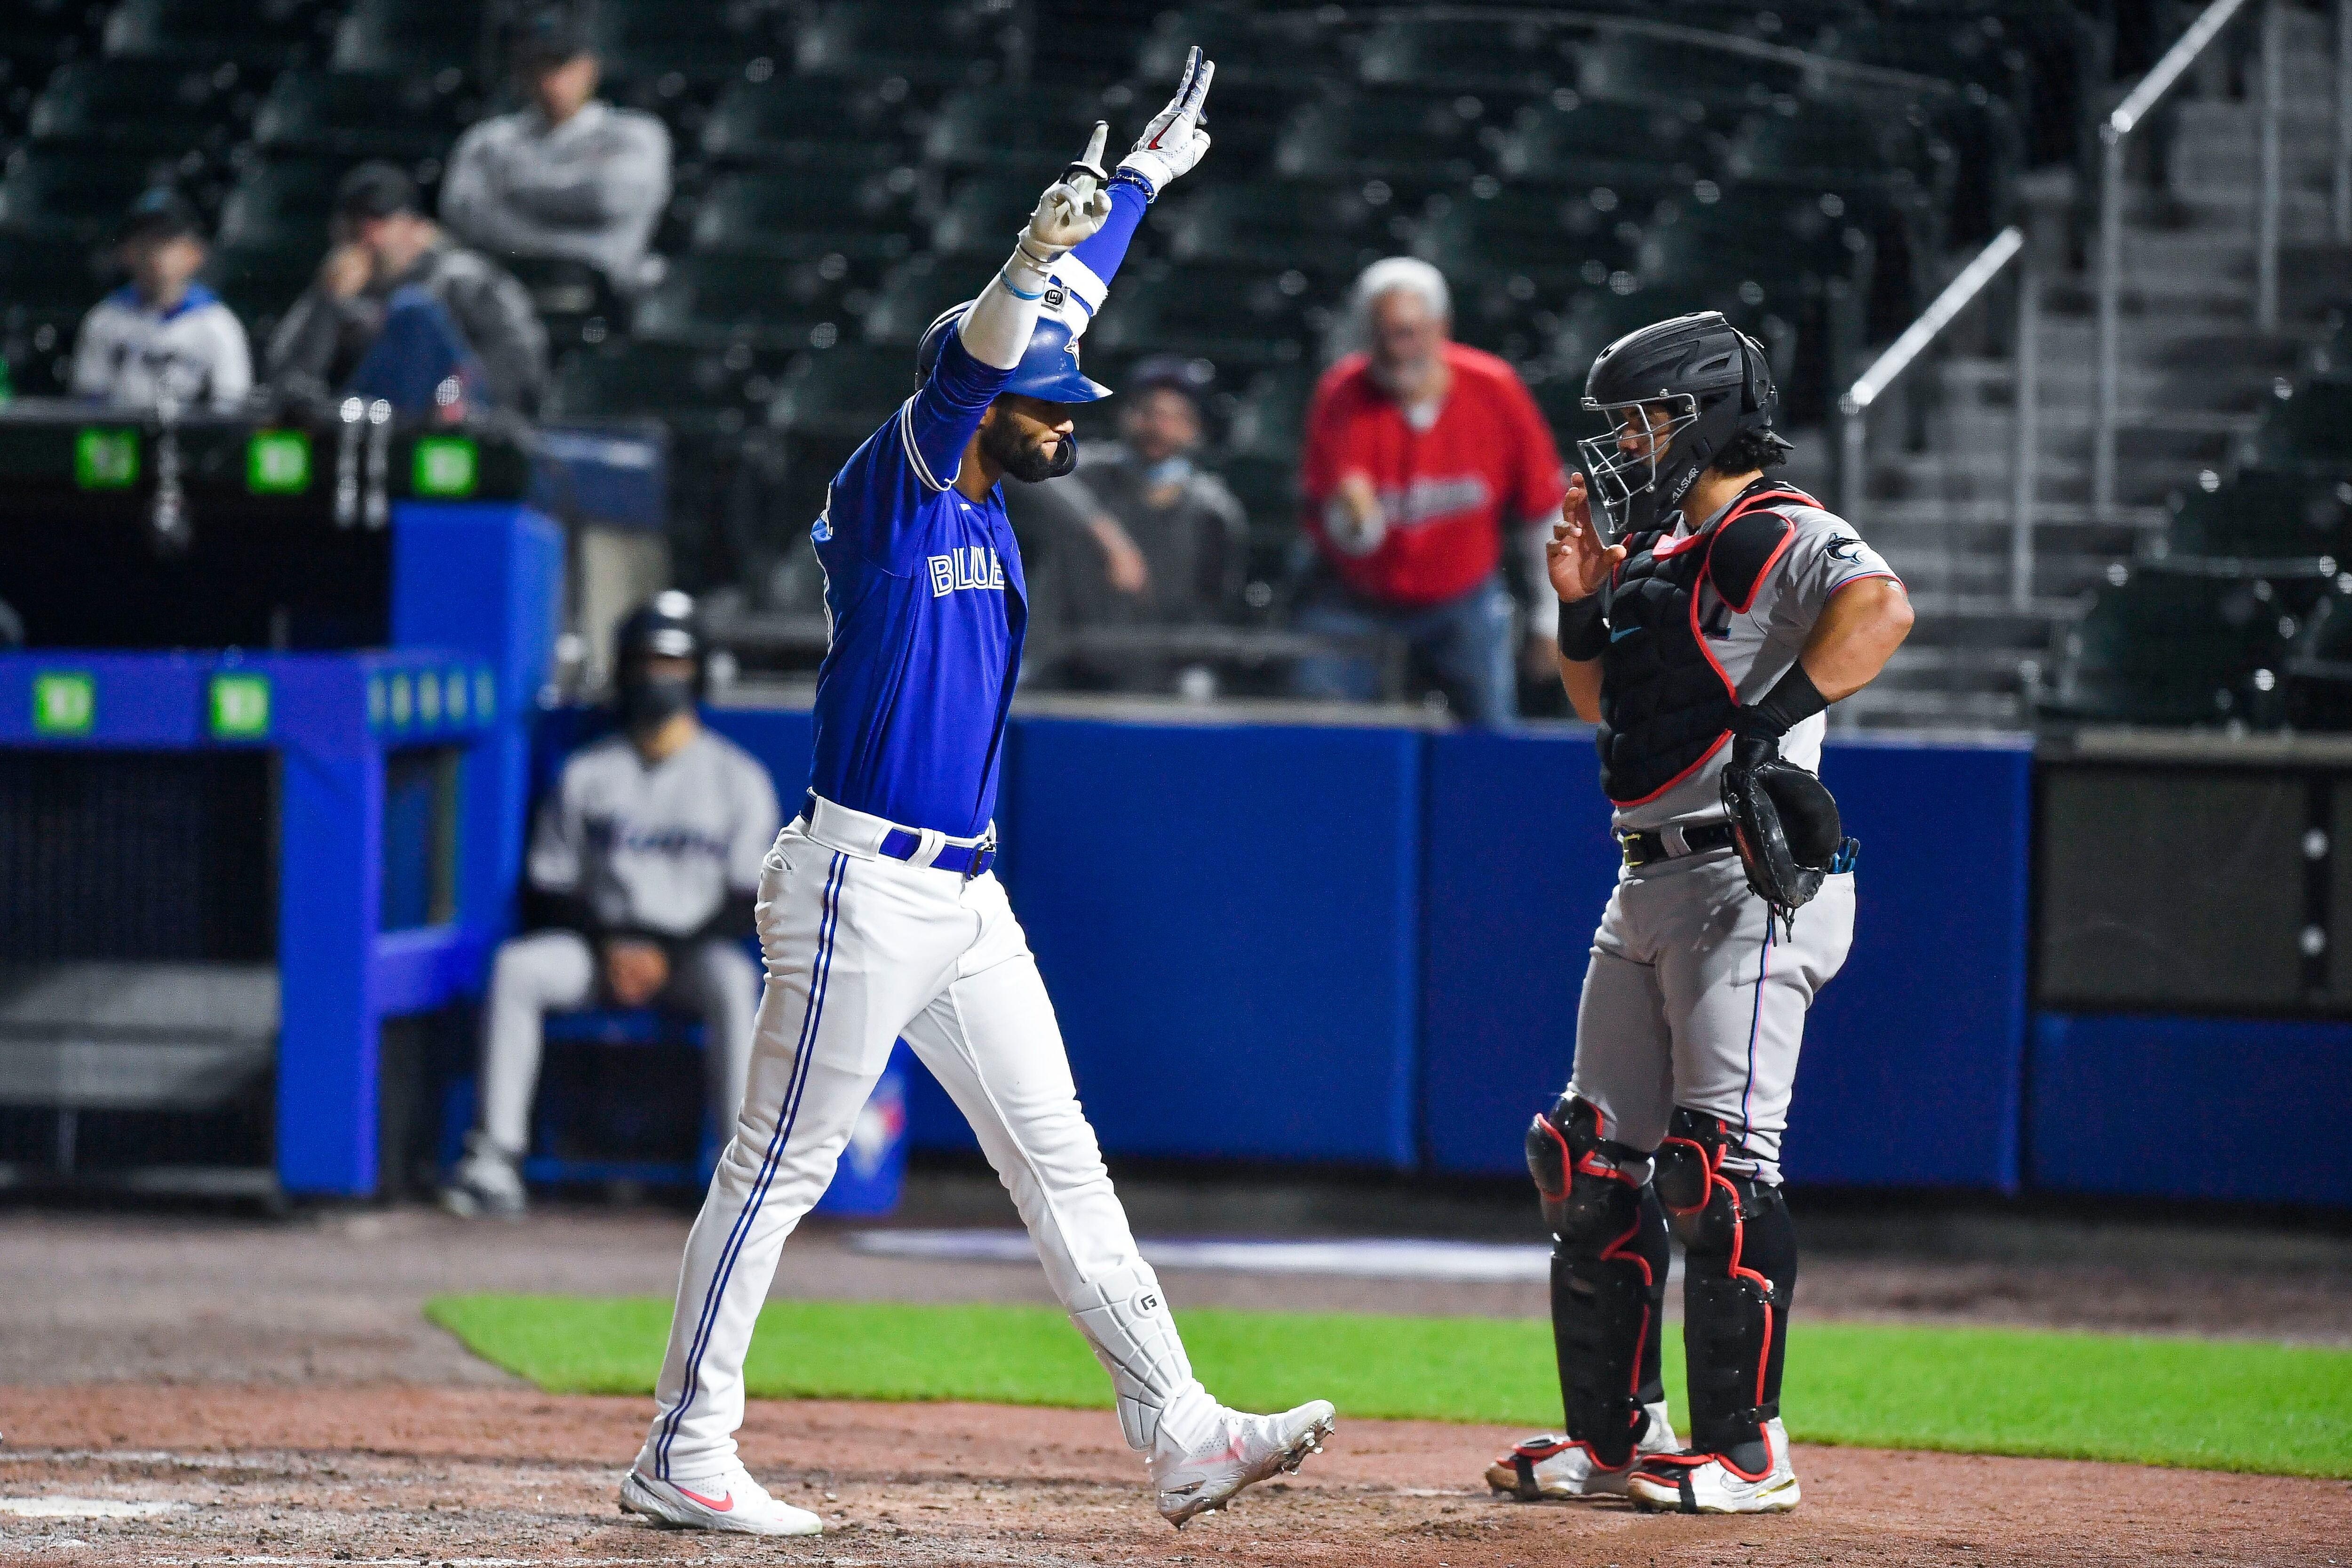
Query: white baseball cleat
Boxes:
[
  {"xmin": 1624, "ymin": 1416, "xmax": 1801, "ymax": 1515},
  {"xmin": 1150, "ymin": 1399, "xmax": 1336, "ymax": 1527},
  {"xmin": 1484, "ymin": 1400, "xmax": 1678, "ymax": 1499},
  {"xmin": 618, "ymin": 1465, "xmax": 825, "ymax": 1535},
  {"xmin": 438, "ymin": 1134, "xmax": 526, "ymax": 1219}
]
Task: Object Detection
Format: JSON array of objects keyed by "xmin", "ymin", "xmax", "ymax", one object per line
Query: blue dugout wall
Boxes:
[{"xmin": 689, "ymin": 708, "xmax": 2099, "ymax": 1193}]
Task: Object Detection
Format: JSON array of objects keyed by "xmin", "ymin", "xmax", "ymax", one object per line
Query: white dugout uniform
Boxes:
[
  {"xmin": 480, "ymin": 729, "xmax": 779, "ymax": 1157},
  {"xmin": 70, "ymin": 283, "xmax": 251, "ymax": 412},
  {"xmin": 1569, "ymin": 484, "xmax": 1896, "ymax": 1185}
]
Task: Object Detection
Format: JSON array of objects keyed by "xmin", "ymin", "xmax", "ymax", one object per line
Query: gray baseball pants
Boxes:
[
  {"xmin": 477, "ymin": 929, "xmax": 760, "ymax": 1157},
  {"xmin": 1567, "ymin": 850, "xmax": 1855, "ymax": 1185}
]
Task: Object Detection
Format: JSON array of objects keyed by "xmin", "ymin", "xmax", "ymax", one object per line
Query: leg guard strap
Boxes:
[{"xmin": 1654, "ymin": 1107, "xmax": 1796, "ymax": 1461}]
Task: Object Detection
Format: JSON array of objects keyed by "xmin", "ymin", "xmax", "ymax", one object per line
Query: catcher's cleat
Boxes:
[
  {"xmin": 1624, "ymin": 1417, "xmax": 1801, "ymax": 1515},
  {"xmin": 619, "ymin": 1465, "xmax": 824, "ymax": 1536},
  {"xmin": 1485, "ymin": 1400, "xmax": 1677, "ymax": 1500},
  {"xmin": 1150, "ymin": 1399, "xmax": 1335, "ymax": 1527}
]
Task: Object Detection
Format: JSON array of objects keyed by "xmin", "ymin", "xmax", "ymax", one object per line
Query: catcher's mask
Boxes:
[
  {"xmin": 1720, "ymin": 751, "xmax": 1858, "ymax": 936},
  {"xmin": 1580, "ymin": 311, "xmax": 1787, "ymax": 535}
]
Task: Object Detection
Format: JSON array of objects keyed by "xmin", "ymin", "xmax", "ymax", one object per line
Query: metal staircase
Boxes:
[{"xmin": 1839, "ymin": 0, "xmax": 2348, "ymax": 732}]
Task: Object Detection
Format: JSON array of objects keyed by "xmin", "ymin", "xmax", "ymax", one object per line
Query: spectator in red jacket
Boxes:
[{"xmin": 1291, "ymin": 257, "xmax": 1568, "ymax": 724}]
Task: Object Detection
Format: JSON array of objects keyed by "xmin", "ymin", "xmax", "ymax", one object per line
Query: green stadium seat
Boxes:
[
  {"xmin": 2158, "ymin": 470, "xmax": 2352, "ymax": 563},
  {"xmin": 102, "ymin": 0, "xmax": 320, "ymax": 69},
  {"xmin": 2283, "ymin": 577, "xmax": 2352, "ymax": 730},
  {"xmin": 927, "ymin": 170, "xmax": 1068, "ymax": 255},
  {"xmin": 1274, "ymin": 87, "xmax": 1523, "ymax": 183},
  {"xmin": 2041, "ymin": 562, "xmax": 2302, "ymax": 729},
  {"xmin": 698, "ymin": 76, "xmax": 921, "ymax": 166},
  {"xmin": 30, "ymin": 60, "xmax": 245, "ymax": 159},
  {"xmin": 547, "ymin": 340, "xmax": 775, "ymax": 423},
  {"xmin": 1353, "ymin": 16, "xmax": 1573, "ymax": 92},
  {"xmin": 1156, "ymin": 178, "xmax": 1429, "ymax": 272},
  {"xmin": 252, "ymin": 70, "xmax": 472, "ymax": 161},
  {"xmin": 0, "ymin": 232, "xmax": 105, "ymax": 396},
  {"xmin": 792, "ymin": 0, "xmax": 1006, "ymax": 87},
  {"xmin": 500, "ymin": 255, "xmax": 627, "ymax": 354},
  {"xmin": 201, "ymin": 239, "xmax": 314, "ymax": 344},
  {"xmin": 1493, "ymin": 93, "xmax": 1714, "ymax": 184},
  {"xmin": 2253, "ymin": 377, "xmax": 2352, "ymax": 476},
  {"xmin": 1721, "ymin": 100, "xmax": 1944, "ymax": 206},
  {"xmin": 1226, "ymin": 364, "xmax": 1315, "ymax": 460},
  {"xmin": 859, "ymin": 256, "xmax": 979, "ymax": 346},
  {"xmin": 1085, "ymin": 259, "xmax": 1335, "ymax": 369},
  {"xmin": 1416, "ymin": 180, "xmax": 1648, "ymax": 287},
  {"xmin": 922, "ymin": 87, "xmax": 1114, "ymax": 171},
  {"xmin": 214, "ymin": 158, "xmax": 347, "ymax": 253},
  {"xmin": 1572, "ymin": 30, "xmax": 1807, "ymax": 111},
  {"xmin": 634, "ymin": 252, "xmax": 863, "ymax": 351},
  {"xmin": 0, "ymin": 149, "xmax": 171, "ymax": 245},
  {"xmin": 588, "ymin": 0, "xmax": 779, "ymax": 92},
  {"xmin": 690, "ymin": 169, "xmax": 918, "ymax": 261},
  {"xmin": 331, "ymin": 0, "xmax": 490, "ymax": 77},
  {"xmin": 767, "ymin": 341, "xmax": 911, "ymax": 440}
]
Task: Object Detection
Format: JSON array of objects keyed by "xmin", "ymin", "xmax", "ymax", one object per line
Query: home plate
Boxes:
[
  {"xmin": 0, "ymin": 1499, "xmax": 184, "ymax": 1519},
  {"xmin": 850, "ymin": 1230, "xmax": 1556, "ymax": 1283}
]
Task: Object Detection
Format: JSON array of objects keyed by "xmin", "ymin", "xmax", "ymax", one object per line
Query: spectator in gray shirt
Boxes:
[
  {"xmin": 439, "ymin": 6, "xmax": 673, "ymax": 297},
  {"xmin": 267, "ymin": 162, "xmax": 550, "ymax": 417},
  {"xmin": 1016, "ymin": 355, "xmax": 1248, "ymax": 693}
]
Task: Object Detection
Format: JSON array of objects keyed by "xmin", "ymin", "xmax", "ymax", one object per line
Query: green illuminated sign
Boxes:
[
  {"xmin": 32, "ymin": 671, "xmax": 94, "ymax": 736},
  {"xmin": 209, "ymin": 674, "xmax": 271, "ymax": 739},
  {"xmin": 413, "ymin": 437, "xmax": 479, "ymax": 497},
  {"xmin": 247, "ymin": 430, "xmax": 312, "ymax": 494},
  {"xmin": 74, "ymin": 428, "xmax": 139, "ymax": 490}
]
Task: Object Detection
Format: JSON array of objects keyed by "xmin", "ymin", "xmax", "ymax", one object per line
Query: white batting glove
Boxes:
[
  {"xmin": 1117, "ymin": 45, "xmax": 1214, "ymax": 199},
  {"xmin": 1017, "ymin": 122, "xmax": 1113, "ymax": 266}
]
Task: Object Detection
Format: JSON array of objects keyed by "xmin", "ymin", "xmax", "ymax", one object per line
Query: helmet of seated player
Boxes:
[
  {"xmin": 915, "ymin": 300, "xmax": 1112, "ymax": 405},
  {"xmin": 1579, "ymin": 311, "xmax": 1789, "ymax": 536},
  {"xmin": 611, "ymin": 589, "xmax": 703, "ymax": 733}
]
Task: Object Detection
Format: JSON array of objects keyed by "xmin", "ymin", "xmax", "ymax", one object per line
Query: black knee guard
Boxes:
[
  {"xmin": 1654, "ymin": 1107, "xmax": 1797, "ymax": 1466},
  {"xmin": 1526, "ymin": 1095, "xmax": 1670, "ymax": 1465}
]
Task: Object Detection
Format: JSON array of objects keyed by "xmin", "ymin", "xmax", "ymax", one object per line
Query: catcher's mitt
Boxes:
[{"xmin": 1719, "ymin": 736, "xmax": 1857, "ymax": 933}]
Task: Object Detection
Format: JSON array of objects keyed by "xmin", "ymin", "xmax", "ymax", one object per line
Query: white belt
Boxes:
[{"xmin": 800, "ymin": 793, "xmax": 995, "ymax": 871}]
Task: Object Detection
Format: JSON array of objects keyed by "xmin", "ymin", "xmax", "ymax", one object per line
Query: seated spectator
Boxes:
[
  {"xmin": 1017, "ymin": 355, "xmax": 1248, "ymax": 692},
  {"xmin": 443, "ymin": 594, "xmax": 779, "ymax": 1219},
  {"xmin": 69, "ymin": 189, "xmax": 251, "ymax": 413},
  {"xmin": 439, "ymin": 6, "xmax": 672, "ymax": 296},
  {"xmin": 266, "ymin": 162, "xmax": 550, "ymax": 418},
  {"xmin": 1290, "ymin": 258, "xmax": 1567, "ymax": 725}
]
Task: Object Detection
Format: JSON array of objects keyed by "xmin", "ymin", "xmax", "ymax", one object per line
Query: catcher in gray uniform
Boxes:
[
  {"xmin": 443, "ymin": 593, "xmax": 780, "ymax": 1218},
  {"xmin": 1483, "ymin": 313, "xmax": 1913, "ymax": 1514}
]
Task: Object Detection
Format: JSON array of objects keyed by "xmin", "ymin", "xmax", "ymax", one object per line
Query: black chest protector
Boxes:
[{"xmin": 1594, "ymin": 487, "xmax": 1813, "ymax": 805}]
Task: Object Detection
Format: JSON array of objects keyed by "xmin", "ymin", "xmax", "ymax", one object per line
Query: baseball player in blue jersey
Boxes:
[{"xmin": 617, "ymin": 53, "xmax": 1335, "ymax": 1538}]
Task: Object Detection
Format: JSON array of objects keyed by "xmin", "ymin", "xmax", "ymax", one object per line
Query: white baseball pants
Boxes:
[
  {"xmin": 477, "ymin": 930, "xmax": 759, "ymax": 1156},
  {"xmin": 636, "ymin": 796, "xmax": 1214, "ymax": 1484},
  {"xmin": 1568, "ymin": 850, "xmax": 1855, "ymax": 1186}
]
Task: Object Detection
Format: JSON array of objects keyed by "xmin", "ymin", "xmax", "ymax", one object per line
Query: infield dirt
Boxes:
[{"xmin": 4, "ymin": 1197, "xmax": 2349, "ymax": 1565}]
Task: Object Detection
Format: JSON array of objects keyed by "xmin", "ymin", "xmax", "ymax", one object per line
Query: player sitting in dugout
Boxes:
[{"xmin": 442, "ymin": 594, "xmax": 779, "ymax": 1218}]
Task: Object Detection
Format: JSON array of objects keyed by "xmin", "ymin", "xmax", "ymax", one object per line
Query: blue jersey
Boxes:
[{"xmin": 803, "ymin": 182, "xmax": 1149, "ymax": 839}]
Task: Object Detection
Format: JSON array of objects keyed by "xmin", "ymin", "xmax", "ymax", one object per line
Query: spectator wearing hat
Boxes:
[
  {"xmin": 1291, "ymin": 257, "xmax": 1568, "ymax": 725},
  {"xmin": 439, "ymin": 6, "xmax": 673, "ymax": 296},
  {"xmin": 1015, "ymin": 355, "xmax": 1248, "ymax": 692},
  {"xmin": 69, "ymin": 189, "xmax": 251, "ymax": 412},
  {"xmin": 266, "ymin": 161, "xmax": 549, "ymax": 417}
]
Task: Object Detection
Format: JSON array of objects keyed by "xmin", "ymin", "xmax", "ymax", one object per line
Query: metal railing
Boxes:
[
  {"xmin": 1838, "ymin": 225, "xmax": 2035, "ymax": 607},
  {"xmin": 2093, "ymin": 0, "xmax": 2270, "ymax": 516}
]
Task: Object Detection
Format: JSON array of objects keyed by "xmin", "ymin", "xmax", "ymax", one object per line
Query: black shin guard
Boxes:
[
  {"xmin": 1653, "ymin": 1108, "xmax": 1797, "ymax": 1475},
  {"xmin": 1528, "ymin": 1096, "xmax": 1670, "ymax": 1466}
]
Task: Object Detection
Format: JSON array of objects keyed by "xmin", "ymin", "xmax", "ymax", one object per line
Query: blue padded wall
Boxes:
[
  {"xmin": 1419, "ymin": 728, "xmax": 2032, "ymax": 1190},
  {"xmin": 2031, "ymin": 1013, "xmax": 2352, "ymax": 1205},
  {"xmin": 997, "ymin": 717, "xmax": 1424, "ymax": 1166}
]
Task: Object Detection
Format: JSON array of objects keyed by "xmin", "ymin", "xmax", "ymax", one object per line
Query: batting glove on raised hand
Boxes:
[
  {"xmin": 1017, "ymin": 121, "xmax": 1114, "ymax": 265},
  {"xmin": 1116, "ymin": 45, "xmax": 1214, "ymax": 199}
]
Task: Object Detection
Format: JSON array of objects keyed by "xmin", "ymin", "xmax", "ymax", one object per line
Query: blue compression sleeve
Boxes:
[{"xmin": 1057, "ymin": 178, "xmax": 1150, "ymax": 320}]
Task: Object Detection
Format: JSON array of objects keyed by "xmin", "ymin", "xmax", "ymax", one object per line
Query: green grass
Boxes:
[{"xmin": 425, "ymin": 1293, "xmax": 2352, "ymax": 1480}]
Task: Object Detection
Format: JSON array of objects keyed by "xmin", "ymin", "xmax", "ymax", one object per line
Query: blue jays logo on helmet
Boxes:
[{"xmin": 915, "ymin": 301, "xmax": 1113, "ymax": 404}]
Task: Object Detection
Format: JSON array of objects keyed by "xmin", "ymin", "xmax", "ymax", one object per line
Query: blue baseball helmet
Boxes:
[{"xmin": 915, "ymin": 300, "xmax": 1112, "ymax": 404}]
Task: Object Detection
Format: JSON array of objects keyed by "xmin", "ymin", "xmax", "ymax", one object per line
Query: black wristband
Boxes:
[
  {"xmin": 1557, "ymin": 595, "xmax": 1607, "ymax": 661},
  {"xmin": 1735, "ymin": 661, "xmax": 1828, "ymax": 738}
]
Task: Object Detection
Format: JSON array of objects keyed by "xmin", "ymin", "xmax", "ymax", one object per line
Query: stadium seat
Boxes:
[
  {"xmin": 2283, "ymin": 578, "xmax": 2352, "ymax": 731},
  {"xmin": 1353, "ymin": 16, "xmax": 1573, "ymax": 92},
  {"xmin": 0, "ymin": 232, "xmax": 107, "ymax": 396},
  {"xmin": 331, "ymin": 0, "xmax": 490, "ymax": 77},
  {"xmin": 213, "ymin": 158, "xmax": 346, "ymax": 253},
  {"xmin": 101, "ymin": 0, "xmax": 321, "ymax": 69},
  {"xmin": 922, "ymin": 87, "xmax": 1111, "ymax": 171},
  {"xmin": 1415, "ymin": 181, "xmax": 1647, "ymax": 289},
  {"xmin": 2253, "ymin": 377, "xmax": 2352, "ymax": 476},
  {"xmin": 1572, "ymin": 29, "xmax": 1808, "ymax": 111},
  {"xmin": 1274, "ymin": 87, "xmax": 1522, "ymax": 183},
  {"xmin": 690, "ymin": 168, "xmax": 919, "ymax": 261},
  {"xmin": 767, "ymin": 342, "xmax": 911, "ymax": 438},
  {"xmin": 1721, "ymin": 100, "xmax": 1947, "ymax": 216},
  {"xmin": 202, "ymin": 239, "xmax": 315, "ymax": 347},
  {"xmin": 1132, "ymin": 9, "xmax": 1346, "ymax": 89},
  {"xmin": 587, "ymin": 0, "xmax": 779, "ymax": 93},
  {"xmin": 2041, "ymin": 562, "xmax": 2301, "ymax": 728},
  {"xmin": 0, "ymin": 149, "xmax": 172, "ymax": 246},
  {"xmin": 927, "ymin": 170, "xmax": 1069, "ymax": 255},
  {"xmin": 698, "ymin": 75, "xmax": 921, "ymax": 166},
  {"xmin": 634, "ymin": 252, "xmax": 863, "ymax": 351},
  {"xmin": 501, "ymin": 255, "xmax": 625, "ymax": 355},
  {"xmin": 1085, "ymin": 259, "xmax": 1332, "ymax": 369},
  {"xmin": 1226, "ymin": 363, "xmax": 1316, "ymax": 460},
  {"xmin": 859, "ymin": 255, "xmax": 978, "ymax": 346},
  {"xmin": 547, "ymin": 340, "xmax": 776, "ymax": 423},
  {"xmin": 1155, "ymin": 179, "xmax": 1423, "ymax": 272},
  {"xmin": 791, "ymin": 0, "xmax": 1008, "ymax": 86},
  {"xmin": 2158, "ymin": 470, "xmax": 2352, "ymax": 563},
  {"xmin": 29, "ymin": 60, "xmax": 244, "ymax": 159},
  {"xmin": 252, "ymin": 69, "xmax": 472, "ymax": 161}
]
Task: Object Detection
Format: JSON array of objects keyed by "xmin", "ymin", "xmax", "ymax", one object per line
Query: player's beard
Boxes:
[{"xmin": 984, "ymin": 418, "xmax": 1077, "ymax": 483}]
